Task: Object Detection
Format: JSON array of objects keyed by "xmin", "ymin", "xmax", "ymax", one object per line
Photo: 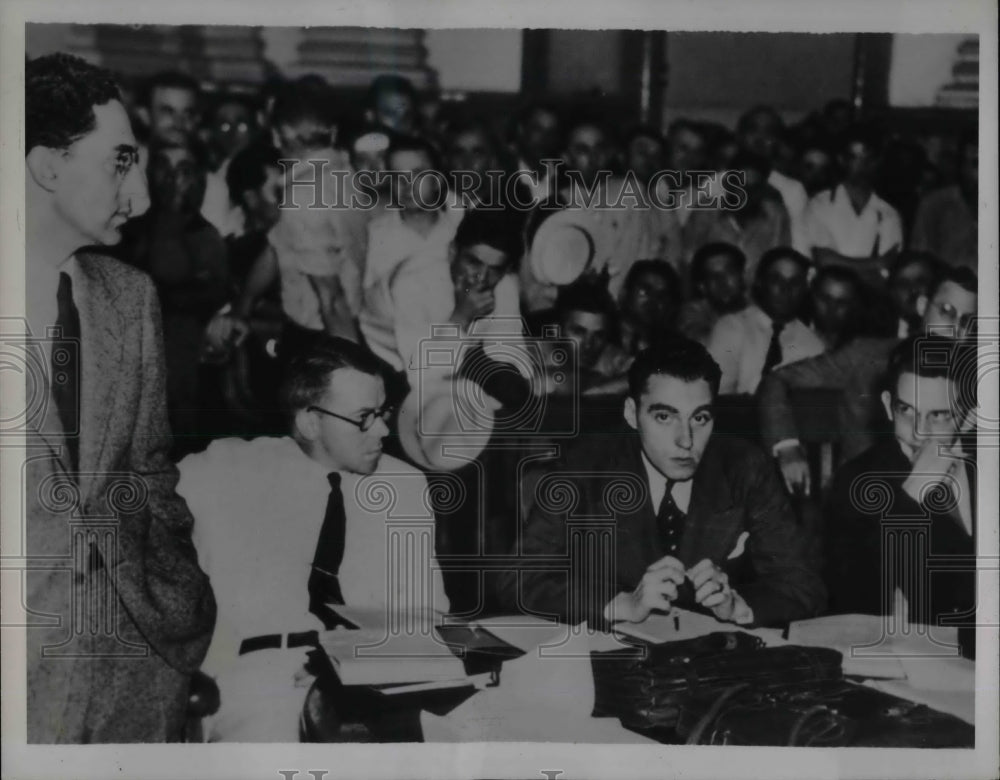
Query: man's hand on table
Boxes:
[
  {"xmin": 605, "ymin": 556, "xmax": 753, "ymax": 625},
  {"xmin": 605, "ymin": 555, "xmax": 685, "ymax": 623}
]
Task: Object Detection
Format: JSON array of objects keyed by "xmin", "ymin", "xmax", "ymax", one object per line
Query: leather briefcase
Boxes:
[{"xmin": 591, "ymin": 632, "xmax": 843, "ymax": 734}]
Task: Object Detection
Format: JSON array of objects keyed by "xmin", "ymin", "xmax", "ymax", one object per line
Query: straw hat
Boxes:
[{"xmin": 528, "ymin": 207, "xmax": 611, "ymax": 287}]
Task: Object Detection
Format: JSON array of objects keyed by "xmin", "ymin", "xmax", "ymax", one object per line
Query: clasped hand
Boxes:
[{"xmin": 622, "ymin": 556, "xmax": 736, "ymax": 623}]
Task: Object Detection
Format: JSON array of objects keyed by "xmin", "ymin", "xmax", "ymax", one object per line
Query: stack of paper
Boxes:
[{"xmin": 317, "ymin": 627, "xmax": 470, "ymax": 686}]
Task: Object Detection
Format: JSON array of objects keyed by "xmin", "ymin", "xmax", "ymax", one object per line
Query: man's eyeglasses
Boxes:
[{"xmin": 307, "ymin": 404, "xmax": 396, "ymax": 432}]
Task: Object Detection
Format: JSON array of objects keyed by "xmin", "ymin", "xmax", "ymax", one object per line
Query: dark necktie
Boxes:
[
  {"xmin": 308, "ymin": 472, "xmax": 347, "ymax": 627},
  {"xmin": 53, "ymin": 271, "xmax": 81, "ymax": 470},
  {"xmin": 656, "ymin": 480, "xmax": 688, "ymax": 557},
  {"xmin": 761, "ymin": 319, "xmax": 785, "ymax": 377}
]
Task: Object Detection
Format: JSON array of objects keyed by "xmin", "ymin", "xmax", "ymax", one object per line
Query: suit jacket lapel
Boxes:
[
  {"xmin": 682, "ymin": 441, "xmax": 742, "ymax": 564},
  {"xmin": 74, "ymin": 255, "xmax": 125, "ymax": 500}
]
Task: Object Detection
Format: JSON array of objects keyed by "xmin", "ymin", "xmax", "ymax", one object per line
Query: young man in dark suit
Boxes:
[
  {"xmin": 823, "ymin": 336, "xmax": 976, "ymax": 655},
  {"xmin": 498, "ymin": 338, "xmax": 825, "ymax": 629},
  {"xmin": 22, "ymin": 54, "xmax": 215, "ymax": 742}
]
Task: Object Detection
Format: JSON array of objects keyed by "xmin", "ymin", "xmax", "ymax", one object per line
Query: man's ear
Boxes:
[
  {"xmin": 293, "ymin": 407, "xmax": 318, "ymax": 443},
  {"xmin": 915, "ymin": 294, "xmax": 929, "ymax": 319},
  {"xmin": 25, "ymin": 146, "xmax": 62, "ymax": 192},
  {"xmin": 880, "ymin": 390, "xmax": 894, "ymax": 423},
  {"xmin": 623, "ymin": 396, "xmax": 638, "ymax": 431}
]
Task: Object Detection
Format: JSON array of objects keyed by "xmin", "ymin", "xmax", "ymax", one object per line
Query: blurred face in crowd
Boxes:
[
  {"xmin": 36, "ymin": 100, "xmax": 149, "ymax": 247},
  {"xmin": 812, "ymin": 276, "xmax": 860, "ymax": 341},
  {"xmin": 450, "ymin": 242, "xmax": 510, "ymax": 295},
  {"xmin": 627, "ymin": 134, "xmax": 665, "ymax": 185},
  {"xmin": 739, "ymin": 110, "xmax": 780, "ymax": 160},
  {"xmin": 210, "ymin": 100, "xmax": 255, "ymax": 161},
  {"xmin": 561, "ymin": 309, "xmax": 611, "ymax": 371},
  {"xmin": 840, "ymin": 140, "xmax": 878, "ymax": 186},
  {"xmin": 373, "ymin": 88, "xmax": 416, "ymax": 135},
  {"xmin": 566, "ymin": 124, "xmax": 611, "ymax": 182},
  {"xmin": 146, "ymin": 85, "xmax": 199, "ymax": 146},
  {"xmin": 919, "ymin": 280, "xmax": 977, "ymax": 338},
  {"xmin": 799, "ymin": 147, "xmax": 834, "ymax": 195},
  {"xmin": 889, "ymin": 259, "xmax": 936, "ymax": 327},
  {"xmin": 299, "ymin": 368, "xmax": 390, "ymax": 475},
  {"xmin": 698, "ymin": 251, "xmax": 746, "ymax": 313},
  {"xmin": 389, "ymin": 148, "xmax": 444, "ymax": 210},
  {"xmin": 148, "ymin": 145, "xmax": 206, "ymax": 214},
  {"xmin": 518, "ymin": 107, "xmax": 562, "ymax": 164},
  {"xmin": 447, "ymin": 127, "xmax": 497, "ymax": 181},
  {"xmin": 351, "ymin": 131, "xmax": 391, "ymax": 178},
  {"xmin": 238, "ymin": 164, "xmax": 283, "ymax": 233},
  {"xmin": 624, "ymin": 269, "xmax": 676, "ymax": 328},
  {"xmin": 758, "ymin": 257, "xmax": 808, "ymax": 323},
  {"xmin": 625, "ymin": 374, "xmax": 715, "ymax": 482},
  {"xmin": 666, "ymin": 126, "xmax": 707, "ymax": 174},
  {"xmin": 882, "ymin": 372, "xmax": 959, "ymax": 463}
]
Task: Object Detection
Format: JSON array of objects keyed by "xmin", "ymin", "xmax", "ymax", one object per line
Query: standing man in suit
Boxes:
[
  {"xmin": 498, "ymin": 338, "xmax": 825, "ymax": 628},
  {"xmin": 23, "ymin": 53, "xmax": 216, "ymax": 742}
]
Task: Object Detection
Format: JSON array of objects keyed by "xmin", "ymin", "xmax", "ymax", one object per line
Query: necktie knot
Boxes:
[{"xmin": 326, "ymin": 471, "xmax": 342, "ymax": 491}]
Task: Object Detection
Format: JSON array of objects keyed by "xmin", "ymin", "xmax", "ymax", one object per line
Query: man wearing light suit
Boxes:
[
  {"xmin": 22, "ymin": 54, "xmax": 215, "ymax": 742},
  {"xmin": 498, "ymin": 338, "xmax": 825, "ymax": 628}
]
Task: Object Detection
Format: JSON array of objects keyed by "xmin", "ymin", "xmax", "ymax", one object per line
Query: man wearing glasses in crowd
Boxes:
[{"xmin": 176, "ymin": 337, "xmax": 449, "ymax": 741}]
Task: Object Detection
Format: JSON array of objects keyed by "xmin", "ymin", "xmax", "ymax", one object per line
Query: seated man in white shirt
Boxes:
[
  {"xmin": 707, "ymin": 247, "xmax": 825, "ymax": 395},
  {"xmin": 393, "ymin": 207, "xmax": 525, "ymax": 376},
  {"xmin": 178, "ymin": 337, "xmax": 450, "ymax": 742},
  {"xmin": 803, "ymin": 126, "xmax": 902, "ymax": 285}
]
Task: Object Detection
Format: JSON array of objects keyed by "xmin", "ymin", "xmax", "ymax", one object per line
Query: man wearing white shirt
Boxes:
[
  {"xmin": 178, "ymin": 337, "xmax": 450, "ymax": 741},
  {"xmin": 500, "ymin": 338, "xmax": 825, "ymax": 628},
  {"xmin": 803, "ymin": 127, "xmax": 902, "ymax": 283},
  {"xmin": 707, "ymin": 247, "xmax": 825, "ymax": 395},
  {"xmin": 735, "ymin": 106, "xmax": 811, "ymax": 254},
  {"xmin": 393, "ymin": 208, "xmax": 525, "ymax": 376}
]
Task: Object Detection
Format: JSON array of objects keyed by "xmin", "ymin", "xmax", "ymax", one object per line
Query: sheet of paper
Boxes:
[
  {"xmin": 612, "ymin": 607, "xmax": 786, "ymax": 646},
  {"xmin": 788, "ymin": 614, "xmax": 961, "ymax": 680},
  {"xmin": 329, "ymin": 604, "xmax": 444, "ymax": 632},
  {"xmin": 472, "ymin": 614, "xmax": 566, "ymax": 653}
]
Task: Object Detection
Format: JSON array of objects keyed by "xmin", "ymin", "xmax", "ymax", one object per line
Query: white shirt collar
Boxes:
[{"xmin": 640, "ymin": 449, "xmax": 693, "ymax": 514}]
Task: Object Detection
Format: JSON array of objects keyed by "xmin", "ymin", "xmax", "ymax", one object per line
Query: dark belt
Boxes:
[{"xmin": 239, "ymin": 630, "xmax": 319, "ymax": 656}]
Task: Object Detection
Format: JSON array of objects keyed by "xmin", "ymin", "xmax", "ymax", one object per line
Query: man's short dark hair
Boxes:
[
  {"xmin": 882, "ymin": 334, "xmax": 972, "ymax": 419},
  {"xmin": 928, "ymin": 265, "xmax": 978, "ymax": 299},
  {"xmin": 271, "ymin": 81, "xmax": 335, "ymax": 130},
  {"xmin": 690, "ymin": 242, "xmax": 747, "ymax": 288},
  {"xmin": 367, "ymin": 74, "xmax": 417, "ymax": 107},
  {"xmin": 811, "ymin": 264, "xmax": 863, "ymax": 296},
  {"xmin": 555, "ymin": 279, "xmax": 617, "ymax": 321},
  {"xmin": 25, "ymin": 54, "xmax": 121, "ymax": 154},
  {"xmin": 736, "ymin": 104, "xmax": 783, "ymax": 136},
  {"xmin": 628, "ymin": 337, "xmax": 722, "ymax": 400},
  {"xmin": 625, "ymin": 124, "xmax": 665, "ymax": 149},
  {"xmin": 386, "ymin": 134, "xmax": 442, "ymax": 171},
  {"xmin": 839, "ymin": 123, "xmax": 883, "ymax": 156},
  {"xmin": 755, "ymin": 246, "xmax": 810, "ymax": 283},
  {"xmin": 226, "ymin": 142, "xmax": 282, "ymax": 198},
  {"xmin": 278, "ymin": 336, "xmax": 386, "ymax": 417},
  {"xmin": 453, "ymin": 208, "xmax": 523, "ymax": 267},
  {"xmin": 623, "ymin": 259, "xmax": 682, "ymax": 306},
  {"xmin": 140, "ymin": 70, "xmax": 201, "ymax": 107}
]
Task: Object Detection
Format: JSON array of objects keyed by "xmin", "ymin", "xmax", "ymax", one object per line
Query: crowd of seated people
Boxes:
[{"xmin": 26, "ymin": 51, "xmax": 982, "ymax": 744}]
